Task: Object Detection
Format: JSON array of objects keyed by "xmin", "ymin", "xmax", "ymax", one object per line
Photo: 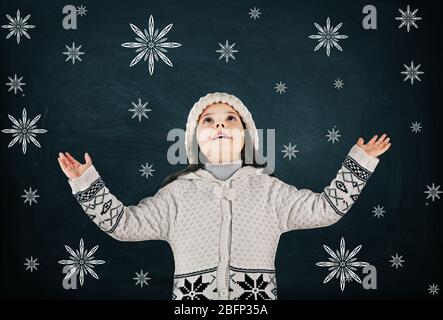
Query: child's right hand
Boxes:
[{"xmin": 57, "ymin": 152, "xmax": 93, "ymax": 180}]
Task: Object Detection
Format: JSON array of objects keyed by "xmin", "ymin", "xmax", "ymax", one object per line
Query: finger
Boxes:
[
  {"xmin": 57, "ymin": 156, "xmax": 67, "ymax": 170},
  {"xmin": 65, "ymin": 152, "xmax": 81, "ymax": 166},
  {"xmin": 84, "ymin": 152, "xmax": 92, "ymax": 165},
  {"xmin": 63, "ymin": 152, "xmax": 75, "ymax": 166},
  {"xmin": 384, "ymin": 137, "xmax": 390, "ymax": 144},
  {"xmin": 357, "ymin": 137, "xmax": 364, "ymax": 146},
  {"xmin": 376, "ymin": 133, "xmax": 387, "ymax": 144},
  {"xmin": 59, "ymin": 152, "xmax": 73, "ymax": 169},
  {"xmin": 368, "ymin": 135, "xmax": 378, "ymax": 145}
]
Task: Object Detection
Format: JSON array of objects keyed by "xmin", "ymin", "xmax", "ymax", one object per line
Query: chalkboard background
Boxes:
[{"xmin": 1, "ymin": 0, "xmax": 442, "ymax": 299}]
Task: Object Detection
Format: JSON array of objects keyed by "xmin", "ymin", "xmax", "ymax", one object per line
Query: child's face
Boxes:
[{"xmin": 197, "ymin": 103, "xmax": 245, "ymax": 163}]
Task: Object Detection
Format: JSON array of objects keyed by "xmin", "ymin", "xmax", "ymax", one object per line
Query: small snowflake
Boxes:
[
  {"xmin": 121, "ymin": 15, "xmax": 182, "ymax": 76},
  {"xmin": 308, "ymin": 17, "xmax": 348, "ymax": 57},
  {"xmin": 133, "ymin": 270, "xmax": 151, "ymax": 288},
  {"xmin": 216, "ymin": 40, "xmax": 238, "ymax": 63},
  {"xmin": 372, "ymin": 204, "xmax": 385, "ymax": 218},
  {"xmin": 389, "ymin": 253, "xmax": 405, "ymax": 269},
  {"xmin": 274, "ymin": 81, "xmax": 287, "ymax": 94},
  {"xmin": 410, "ymin": 121, "xmax": 422, "ymax": 133},
  {"xmin": 395, "ymin": 5, "xmax": 422, "ymax": 32},
  {"xmin": 21, "ymin": 187, "xmax": 40, "ymax": 206},
  {"xmin": 424, "ymin": 182, "xmax": 442, "ymax": 202},
  {"xmin": 249, "ymin": 7, "xmax": 262, "ymax": 20},
  {"xmin": 401, "ymin": 61, "xmax": 423, "ymax": 85},
  {"xmin": 24, "ymin": 256, "xmax": 40, "ymax": 272},
  {"xmin": 1, "ymin": 9, "xmax": 36, "ymax": 44},
  {"xmin": 428, "ymin": 283, "xmax": 440, "ymax": 296},
  {"xmin": 6, "ymin": 74, "xmax": 26, "ymax": 94},
  {"xmin": 140, "ymin": 162, "xmax": 155, "ymax": 179},
  {"xmin": 281, "ymin": 142, "xmax": 299, "ymax": 160},
  {"xmin": 76, "ymin": 5, "xmax": 87, "ymax": 17},
  {"xmin": 58, "ymin": 238, "xmax": 106, "ymax": 287},
  {"xmin": 333, "ymin": 79, "xmax": 344, "ymax": 89},
  {"xmin": 63, "ymin": 42, "xmax": 85, "ymax": 64},
  {"xmin": 129, "ymin": 98, "xmax": 152, "ymax": 122},
  {"xmin": 326, "ymin": 127, "xmax": 341, "ymax": 144},
  {"xmin": 2, "ymin": 107, "xmax": 48, "ymax": 154}
]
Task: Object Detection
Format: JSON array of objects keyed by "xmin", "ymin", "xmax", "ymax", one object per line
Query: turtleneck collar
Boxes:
[{"xmin": 203, "ymin": 159, "xmax": 243, "ymax": 181}]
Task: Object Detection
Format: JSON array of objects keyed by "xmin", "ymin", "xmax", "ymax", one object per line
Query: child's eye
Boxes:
[
  {"xmin": 203, "ymin": 117, "xmax": 213, "ymax": 124},
  {"xmin": 227, "ymin": 115, "xmax": 237, "ymax": 121}
]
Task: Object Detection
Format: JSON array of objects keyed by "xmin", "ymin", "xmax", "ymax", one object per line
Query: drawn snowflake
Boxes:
[
  {"xmin": 216, "ymin": 40, "xmax": 238, "ymax": 63},
  {"xmin": 333, "ymin": 79, "xmax": 344, "ymax": 89},
  {"xmin": 249, "ymin": 7, "xmax": 262, "ymax": 20},
  {"xmin": 372, "ymin": 204, "xmax": 385, "ymax": 218},
  {"xmin": 424, "ymin": 182, "xmax": 442, "ymax": 202},
  {"xmin": 395, "ymin": 5, "xmax": 422, "ymax": 32},
  {"xmin": 428, "ymin": 283, "xmax": 440, "ymax": 295},
  {"xmin": 389, "ymin": 253, "xmax": 405, "ymax": 269},
  {"xmin": 1, "ymin": 9, "xmax": 36, "ymax": 44},
  {"xmin": 121, "ymin": 14, "xmax": 182, "ymax": 76},
  {"xmin": 58, "ymin": 238, "xmax": 106, "ymax": 287},
  {"xmin": 308, "ymin": 17, "xmax": 348, "ymax": 57},
  {"xmin": 281, "ymin": 142, "xmax": 299, "ymax": 160},
  {"xmin": 133, "ymin": 270, "xmax": 151, "ymax": 288},
  {"xmin": 316, "ymin": 237, "xmax": 370, "ymax": 291},
  {"xmin": 274, "ymin": 81, "xmax": 287, "ymax": 94},
  {"xmin": 326, "ymin": 127, "xmax": 341, "ymax": 144},
  {"xmin": 2, "ymin": 107, "xmax": 48, "ymax": 154},
  {"xmin": 410, "ymin": 121, "xmax": 422, "ymax": 133},
  {"xmin": 24, "ymin": 256, "xmax": 39, "ymax": 272},
  {"xmin": 6, "ymin": 74, "xmax": 26, "ymax": 94},
  {"xmin": 62, "ymin": 42, "xmax": 85, "ymax": 64},
  {"xmin": 129, "ymin": 98, "xmax": 152, "ymax": 122},
  {"xmin": 21, "ymin": 187, "xmax": 40, "ymax": 206},
  {"xmin": 140, "ymin": 162, "xmax": 155, "ymax": 179},
  {"xmin": 76, "ymin": 5, "xmax": 87, "ymax": 17},
  {"xmin": 401, "ymin": 61, "xmax": 423, "ymax": 85}
]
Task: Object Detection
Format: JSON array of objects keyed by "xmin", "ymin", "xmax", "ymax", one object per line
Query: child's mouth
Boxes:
[{"xmin": 212, "ymin": 133, "xmax": 232, "ymax": 140}]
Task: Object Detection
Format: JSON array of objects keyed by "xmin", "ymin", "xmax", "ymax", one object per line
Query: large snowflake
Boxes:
[
  {"xmin": 216, "ymin": 40, "xmax": 238, "ymax": 63},
  {"xmin": 308, "ymin": 17, "xmax": 348, "ymax": 57},
  {"xmin": 1, "ymin": 9, "xmax": 36, "ymax": 44},
  {"xmin": 395, "ymin": 5, "xmax": 422, "ymax": 32},
  {"xmin": 316, "ymin": 237, "xmax": 370, "ymax": 291},
  {"xmin": 121, "ymin": 14, "xmax": 182, "ymax": 76},
  {"xmin": 1, "ymin": 107, "xmax": 48, "ymax": 154}
]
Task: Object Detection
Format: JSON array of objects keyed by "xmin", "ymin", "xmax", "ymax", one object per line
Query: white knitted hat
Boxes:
[{"xmin": 185, "ymin": 92, "xmax": 260, "ymax": 164}]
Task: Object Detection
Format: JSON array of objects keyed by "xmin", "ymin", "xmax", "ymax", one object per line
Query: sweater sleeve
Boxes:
[
  {"xmin": 271, "ymin": 144, "xmax": 380, "ymax": 233},
  {"xmin": 67, "ymin": 165, "xmax": 177, "ymax": 242}
]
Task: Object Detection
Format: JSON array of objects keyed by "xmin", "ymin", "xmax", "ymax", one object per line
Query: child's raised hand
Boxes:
[
  {"xmin": 57, "ymin": 152, "xmax": 93, "ymax": 180},
  {"xmin": 356, "ymin": 134, "xmax": 391, "ymax": 159}
]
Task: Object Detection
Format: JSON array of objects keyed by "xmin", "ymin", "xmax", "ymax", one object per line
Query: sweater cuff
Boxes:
[
  {"xmin": 347, "ymin": 144, "xmax": 380, "ymax": 172},
  {"xmin": 68, "ymin": 165, "xmax": 100, "ymax": 194}
]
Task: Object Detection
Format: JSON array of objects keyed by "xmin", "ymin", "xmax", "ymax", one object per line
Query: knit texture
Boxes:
[{"xmin": 203, "ymin": 159, "xmax": 243, "ymax": 180}]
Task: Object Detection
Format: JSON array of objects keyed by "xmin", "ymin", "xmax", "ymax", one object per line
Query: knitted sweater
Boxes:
[
  {"xmin": 67, "ymin": 144, "xmax": 379, "ymax": 300},
  {"xmin": 203, "ymin": 159, "xmax": 243, "ymax": 180}
]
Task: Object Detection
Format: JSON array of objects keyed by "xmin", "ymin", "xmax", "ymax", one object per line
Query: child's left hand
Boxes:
[{"xmin": 356, "ymin": 133, "xmax": 391, "ymax": 159}]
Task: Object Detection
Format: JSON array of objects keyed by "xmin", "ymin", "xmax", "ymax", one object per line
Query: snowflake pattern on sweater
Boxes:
[{"xmin": 68, "ymin": 144, "xmax": 379, "ymax": 300}]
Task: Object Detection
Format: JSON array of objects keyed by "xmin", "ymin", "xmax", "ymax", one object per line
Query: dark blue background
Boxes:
[{"xmin": 1, "ymin": 0, "xmax": 441, "ymax": 299}]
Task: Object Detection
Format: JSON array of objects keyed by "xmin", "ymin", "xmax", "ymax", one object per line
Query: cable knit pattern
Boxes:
[{"xmin": 67, "ymin": 144, "xmax": 379, "ymax": 300}]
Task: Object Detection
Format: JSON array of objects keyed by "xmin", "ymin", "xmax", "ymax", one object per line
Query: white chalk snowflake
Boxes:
[
  {"xmin": 21, "ymin": 187, "xmax": 40, "ymax": 206},
  {"xmin": 249, "ymin": 7, "xmax": 262, "ymax": 20},
  {"xmin": 121, "ymin": 14, "xmax": 182, "ymax": 76},
  {"xmin": 389, "ymin": 253, "xmax": 405, "ymax": 269},
  {"xmin": 133, "ymin": 270, "xmax": 151, "ymax": 288},
  {"xmin": 62, "ymin": 42, "xmax": 85, "ymax": 64},
  {"xmin": 76, "ymin": 5, "xmax": 87, "ymax": 17},
  {"xmin": 274, "ymin": 81, "xmax": 287, "ymax": 94},
  {"xmin": 140, "ymin": 162, "xmax": 155, "ymax": 179},
  {"xmin": 395, "ymin": 5, "xmax": 422, "ymax": 32},
  {"xmin": 333, "ymin": 79, "xmax": 344, "ymax": 89},
  {"xmin": 308, "ymin": 17, "xmax": 348, "ymax": 57},
  {"xmin": 6, "ymin": 74, "xmax": 26, "ymax": 95},
  {"xmin": 216, "ymin": 40, "xmax": 238, "ymax": 63},
  {"xmin": 2, "ymin": 107, "xmax": 48, "ymax": 154},
  {"xmin": 428, "ymin": 283, "xmax": 440, "ymax": 295},
  {"xmin": 316, "ymin": 237, "xmax": 370, "ymax": 291},
  {"xmin": 410, "ymin": 121, "xmax": 422, "ymax": 133},
  {"xmin": 401, "ymin": 61, "xmax": 423, "ymax": 85},
  {"xmin": 424, "ymin": 182, "xmax": 442, "ymax": 202},
  {"xmin": 326, "ymin": 127, "xmax": 341, "ymax": 144},
  {"xmin": 281, "ymin": 142, "xmax": 299, "ymax": 160},
  {"xmin": 58, "ymin": 238, "xmax": 106, "ymax": 287},
  {"xmin": 129, "ymin": 98, "xmax": 152, "ymax": 122},
  {"xmin": 24, "ymin": 256, "xmax": 40, "ymax": 272},
  {"xmin": 1, "ymin": 9, "xmax": 36, "ymax": 44},
  {"xmin": 372, "ymin": 204, "xmax": 385, "ymax": 218}
]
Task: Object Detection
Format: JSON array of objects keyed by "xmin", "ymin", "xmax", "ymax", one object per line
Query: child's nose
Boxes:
[{"xmin": 216, "ymin": 122, "xmax": 225, "ymax": 128}]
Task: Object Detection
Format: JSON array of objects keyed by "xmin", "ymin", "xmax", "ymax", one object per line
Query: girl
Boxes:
[{"xmin": 57, "ymin": 92, "xmax": 391, "ymax": 300}]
